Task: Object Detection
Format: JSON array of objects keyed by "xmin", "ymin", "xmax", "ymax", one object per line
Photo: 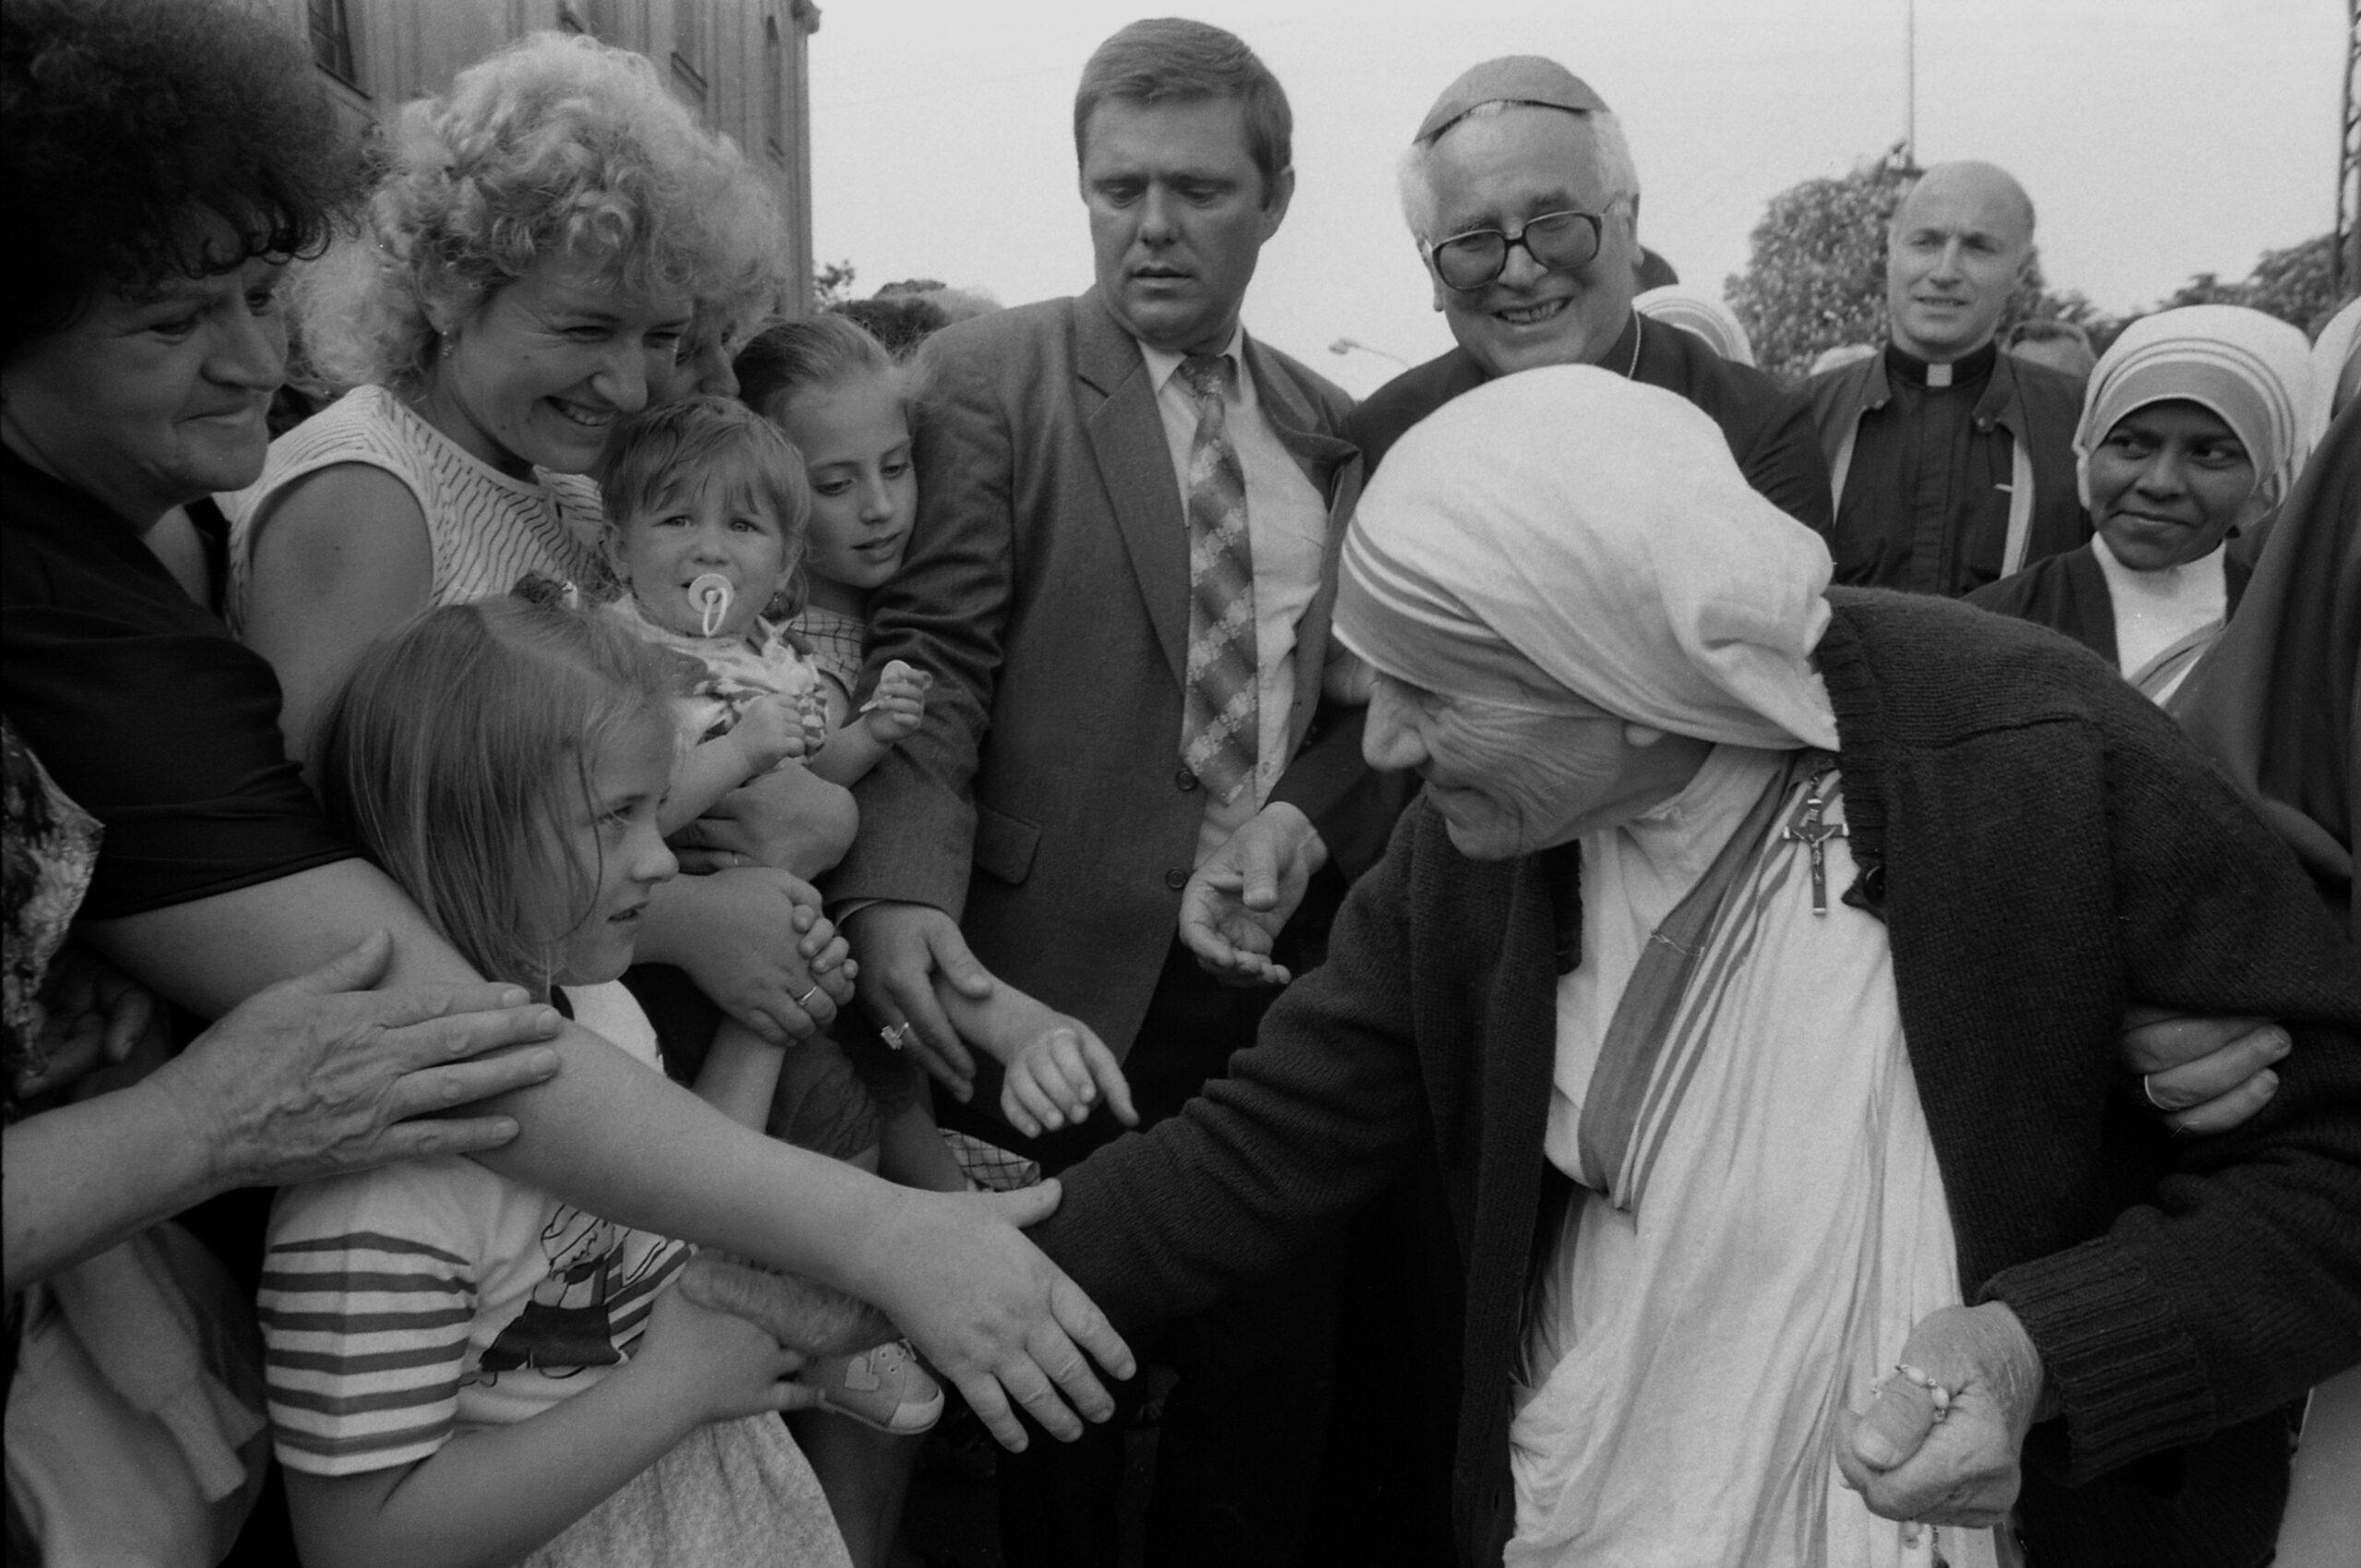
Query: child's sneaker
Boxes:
[{"xmin": 800, "ymin": 1338, "xmax": 943, "ymax": 1434}]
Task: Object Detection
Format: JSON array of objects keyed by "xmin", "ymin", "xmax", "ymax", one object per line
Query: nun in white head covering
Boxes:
[
  {"xmin": 1632, "ymin": 283, "xmax": 1757, "ymax": 367},
  {"xmin": 1969, "ymin": 303, "xmax": 2314, "ymax": 703},
  {"xmin": 2311, "ymin": 292, "xmax": 2361, "ymax": 436},
  {"xmin": 1335, "ymin": 365, "xmax": 2013, "ymax": 1568},
  {"xmin": 1086, "ymin": 363, "xmax": 2360, "ymax": 1568}
]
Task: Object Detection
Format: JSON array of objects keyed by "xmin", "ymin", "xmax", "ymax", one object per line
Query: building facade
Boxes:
[{"xmin": 272, "ymin": 0, "xmax": 820, "ymax": 312}]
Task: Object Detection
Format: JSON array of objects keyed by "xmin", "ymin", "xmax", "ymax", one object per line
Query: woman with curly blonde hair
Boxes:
[
  {"xmin": 230, "ymin": 31, "xmax": 786, "ymax": 724},
  {"xmin": 227, "ymin": 32, "xmax": 862, "ymax": 1049}
]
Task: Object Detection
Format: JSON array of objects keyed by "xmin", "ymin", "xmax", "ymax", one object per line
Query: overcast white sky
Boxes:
[{"xmin": 809, "ymin": 0, "xmax": 2346, "ymax": 396}]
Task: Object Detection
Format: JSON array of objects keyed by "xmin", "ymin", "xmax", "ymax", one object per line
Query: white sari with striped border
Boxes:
[{"xmin": 1508, "ymin": 745, "xmax": 1999, "ymax": 1568}]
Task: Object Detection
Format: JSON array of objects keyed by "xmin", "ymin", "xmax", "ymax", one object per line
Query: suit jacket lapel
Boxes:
[{"xmin": 1075, "ymin": 291, "xmax": 1191, "ymax": 689}]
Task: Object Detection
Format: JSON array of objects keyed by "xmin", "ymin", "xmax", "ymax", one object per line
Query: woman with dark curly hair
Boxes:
[
  {"xmin": 0, "ymin": 2, "xmax": 582, "ymax": 1559},
  {"xmin": 0, "ymin": 15, "xmax": 1133, "ymax": 1550}
]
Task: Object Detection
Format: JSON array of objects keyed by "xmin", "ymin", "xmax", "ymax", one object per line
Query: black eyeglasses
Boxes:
[{"xmin": 1426, "ymin": 209, "xmax": 1607, "ymax": 291}]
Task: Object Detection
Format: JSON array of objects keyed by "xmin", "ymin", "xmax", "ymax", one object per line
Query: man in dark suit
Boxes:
[{"xmin": 832, "ymin": 19, "xmax": 1365, "ymax": 1567}]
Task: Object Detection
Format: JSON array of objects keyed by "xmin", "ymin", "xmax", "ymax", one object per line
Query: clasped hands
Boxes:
[{"xmin": 1834, "ymin": 1302, "xmax": 2045, "ymax": 1531}]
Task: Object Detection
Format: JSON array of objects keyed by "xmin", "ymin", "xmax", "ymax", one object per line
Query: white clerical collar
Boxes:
[{"xmin": 2091, "ymin": 531, "xmax": 2230, "ymax": 597}]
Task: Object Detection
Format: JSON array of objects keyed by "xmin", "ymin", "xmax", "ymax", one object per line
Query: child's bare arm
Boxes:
[
  {"xmin": 693, "ymin": 1016, "xmax": 792, "ymax": 1131},
  {"xmin": 803, "ymin": 726, "xmax": 889, "ymax": 789},
  {"xmin": 877, "ymin": 1090, "xmax": 967, "ymax": 1194},
  {"xmin": 286, "ymin": 1279, "xmax": 808, "ymax": 1568},
  {"xmin": 803, "ymin": 662, "xmax": 930, "ymax": 790},
  {"xmin": 658, "ymin": 696, "xmax": 811, "ymax": 834}
]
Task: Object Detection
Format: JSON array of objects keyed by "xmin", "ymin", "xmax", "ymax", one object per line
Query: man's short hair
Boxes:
[
  {"xmin": 1395, "ymin": 101, "xmax": 1641, "ymax": 244},
  {"xmin": 1073, "ymin": 18, "xmax": 1292, "ymax": 196}
]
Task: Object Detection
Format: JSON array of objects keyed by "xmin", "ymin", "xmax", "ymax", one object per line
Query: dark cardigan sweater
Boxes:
[{"xmin": 1035, "ymin": 588, "xmax": 2361, "ymax": 1568}]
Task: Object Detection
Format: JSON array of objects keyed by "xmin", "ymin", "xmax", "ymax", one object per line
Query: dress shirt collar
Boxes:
[{"xmin": 1140, "ymin": 326, "xmax": 1253, "ymax": 411}]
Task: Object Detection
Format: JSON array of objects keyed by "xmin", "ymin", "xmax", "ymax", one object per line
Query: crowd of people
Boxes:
[{"xmin": 3, "ymin": 5, "xmax": 2355, "ymax": 1568}]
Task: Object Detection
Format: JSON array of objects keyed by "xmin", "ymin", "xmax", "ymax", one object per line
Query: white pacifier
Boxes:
[{"xmin": 690, "ymin": 573, "xmax": 733, "ymax": 637}]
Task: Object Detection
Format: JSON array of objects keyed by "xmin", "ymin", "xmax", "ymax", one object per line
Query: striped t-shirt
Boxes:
[
  {"xmin": 221, "ymin": 384, "xmax": 609, "ymax": 636},
  {"xmin": 260, "ymin": 982, "xmax": 690, "ymax": 1477}
]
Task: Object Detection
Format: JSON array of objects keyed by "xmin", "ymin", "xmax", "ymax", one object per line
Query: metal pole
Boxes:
[
  {"xmin": 2343, "ymin": 0, "xmax": 2359, "ymax": 295},
  {"xmin": 1904, "ymin": 0, "xmax": 1916, "ymax": 164}
]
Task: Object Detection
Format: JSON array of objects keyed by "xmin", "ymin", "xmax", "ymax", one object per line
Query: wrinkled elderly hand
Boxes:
[
  {"xmin": 865, "ymin": 1181, "xmax": 1134, "ymax": 1451},
  {"xmin": 2119, "ymin": 1007, "xmax": 2289, "ymax": 1135},
  {"xmin": 640, "ymin": 869, "xmax": 851, "ymax": 1044},
  {"xmin": 142, "ymin": 930, "xmax": 564, "ymax": 1189},
  {"xmin": 1834, "ymin": 1301, "xmax": 2045, "ymax": 1530},
  {"xmin": 1179, "ymin": 802, "xmax": 1324, "ymax": 988}
]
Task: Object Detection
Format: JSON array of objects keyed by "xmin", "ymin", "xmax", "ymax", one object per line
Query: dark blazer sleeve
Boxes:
[
  {"xmin": 833, "ymin": 321, "xmax": 1018, "ymax": 914},
  {"xmin": 1976, "ymin": 690, "xmax": 2361, "ymax": 1483},
  {"xmin": 1035, "ymin": 805, "xmax": 1439, "ymax": 1324},
  {"xmin": 1740, "ymin": 385, "xmax": 1838, "ymax": 532}
]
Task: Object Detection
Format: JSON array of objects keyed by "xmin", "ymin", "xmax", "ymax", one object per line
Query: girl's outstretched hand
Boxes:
[
  {"xmin": 1001, "ymin": 1024, "xmax": 1139, "ymax": 1140},
  {"xmin": 865, "ymin": 1181, "xmax": 1133, "ymax": 1453}
]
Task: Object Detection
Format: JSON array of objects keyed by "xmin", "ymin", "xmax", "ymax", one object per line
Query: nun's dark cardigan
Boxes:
[{"xmin": 1036, "ymin": 588, "xmax": 2361, "ymax": 1568}]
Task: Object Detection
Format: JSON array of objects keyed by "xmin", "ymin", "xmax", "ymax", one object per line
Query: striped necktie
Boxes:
[{"xmin": 1178, "ymin": 352, "xmax": 1258, "ymax": 805}]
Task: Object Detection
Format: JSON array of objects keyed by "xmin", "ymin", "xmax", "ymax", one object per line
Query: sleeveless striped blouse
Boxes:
[{"xmin": 222, "ymin": 385, "xmax": 609, "ymax": 632}]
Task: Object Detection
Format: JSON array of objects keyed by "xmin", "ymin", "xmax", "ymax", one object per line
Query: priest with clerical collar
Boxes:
[
  {"xmin": 1346, "ymin": 55, "xmax": 1833, "ymax": 531},
  {"xmin": 1808, "ymin": 160, "xmax": 2090, "ymax": 598}
]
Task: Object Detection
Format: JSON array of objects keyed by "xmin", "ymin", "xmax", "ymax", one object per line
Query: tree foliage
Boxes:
[
  {"xmin": 2162, "ymin": 233, "xmax": 2344, "ymax": 334},
  {"xmin": 1723, "ymin": 153, "xmax": 1913, "ymax": 385},
  {"xmin": 813, "ymin": 258, "xmax": 857, "ymax": 309}
]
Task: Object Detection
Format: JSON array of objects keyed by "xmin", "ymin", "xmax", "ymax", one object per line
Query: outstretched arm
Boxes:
[{"xmin": 89, "ymin": 858, "xmax": 1133, "ymax": 1447}]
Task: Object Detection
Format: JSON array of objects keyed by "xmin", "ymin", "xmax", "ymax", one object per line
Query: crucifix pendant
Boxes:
[{"xmin": 1781, "ymin": 767, "xmax": 1847, "ymax": 915}]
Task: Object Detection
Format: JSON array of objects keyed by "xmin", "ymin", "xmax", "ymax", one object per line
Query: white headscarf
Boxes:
[
  {"xmin": 1633, "ymin": 285, "xmax": 1756, "ymax": 367},
  {"xmin": 2073, "ymin": 304, "xmax": 2315, "ymax": 513},
  {"xmin": 2310, "ymin": 293, "xmax": 2361, "ymax": 435},
  {"xmin": 1335, "ymin": 366, "xmax": 1839, "ymax": 752}
]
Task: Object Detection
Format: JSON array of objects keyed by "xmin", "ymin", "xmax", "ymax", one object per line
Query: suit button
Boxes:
[
  {"xmin": 1164, "ymin": 867, "xmax": 1188, "ymax": 891},
  {"xmin": 1176, "ymin": 767, "xmax": 1199, "ymax": 792}
]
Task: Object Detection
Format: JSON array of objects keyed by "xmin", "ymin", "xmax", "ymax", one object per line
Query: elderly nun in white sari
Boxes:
[
  {"xmin": 1032, "ymin": 366, "xmax": 2361, "ymax": 1568},
  {"xmin": 1969, "ymin": 304, "xmax": 2313, "ymax": 704},
  {"xmin": 1334, "ymin": 371, "xmax": 2015, "ymax": 1568}
]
